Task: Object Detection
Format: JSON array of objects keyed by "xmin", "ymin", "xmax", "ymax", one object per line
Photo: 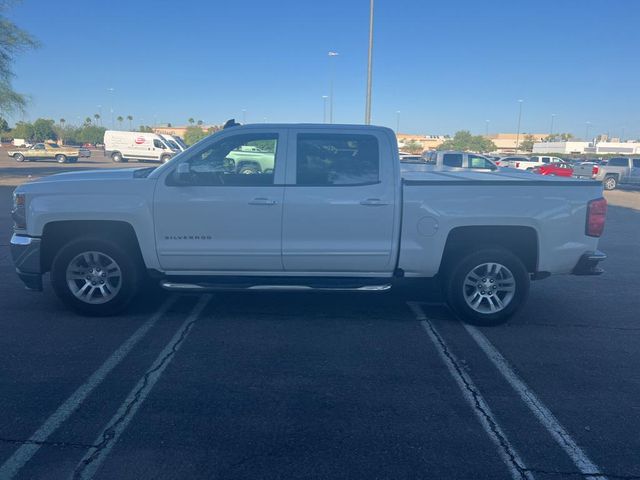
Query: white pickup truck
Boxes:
[{"xmin": 10, "ymin": 124, "xmax": 607, "ymax": 325}]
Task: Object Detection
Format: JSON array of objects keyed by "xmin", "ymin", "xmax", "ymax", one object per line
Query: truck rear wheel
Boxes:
[
  {"xmin": 51, "ymin": 237, "xmax": 141, "ymax": 316},
  {"xmin": 603, "ymin": 175, "xmax": 617, "ymax": 190},
  {"xmin": 160, "ymin": 154, "xmax": 171, "ymax": 164},
  {"xmin": 444, "ymin": 247, "xmax": 529, "ymax": 326},
  {"xmin": 111, "ymin": 151, "xmax": 126, "ymax": 163},
  {"xmin": 14, "ymin": 153, "xmax": 25, "ymax": 162},
  {"xmin": 56, "ymin": 154, "xmax": 67, "ymax": 163}
]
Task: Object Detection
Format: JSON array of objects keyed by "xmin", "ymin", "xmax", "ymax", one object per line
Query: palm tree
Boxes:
[
  {"xmin": 188, "ymin": 118, "xmax": 195, "ymax": 125},
  {"xmin": 94, "ymin": 113, "xmax": 100, "ymax": 125},
  {"xmin": 127, "ymin": 115, "xmax": 133, "ymax": 130},
  {"xmin": 197, "ymin": 119, "xmax": 203, "ymax": 126},
  {"xmin": 116, "ymin": 116, "xmax": 124, "ymax": 129},
  {"xmin": 59, "ymin": 118, "xmax": 66, "ymax": 127},
  {"xmin": 85, "ymin": 117, "xmax": 92, "ymax": 125}
]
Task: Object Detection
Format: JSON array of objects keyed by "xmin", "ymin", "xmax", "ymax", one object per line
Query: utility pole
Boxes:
[
  {"xmin": 364, "ymin": 0, "xmax": 374, "ymax": 125},
  {"xmin": 550, "ymin": 113, "xmax": 556, "ymax": 137},
  {"xmin": 515, "ymin": 100, "xmax": 523, "ymax": 153},
  {"xmin": 322, "ymin": 96, "xmax": 328, "ymax": 123},
  {"xmin": 585, "ymin": 122, "xmax": 591, "ymax": 142},
  {"xmin": 328, "ymin": 51, "xmax": 339, "ymax": 123},
  {"xmin": 485, "ymin": 120, "xmax": 490, "ymax": 137}
]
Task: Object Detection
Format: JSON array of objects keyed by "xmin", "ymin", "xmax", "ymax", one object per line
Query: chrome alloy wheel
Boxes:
[
  {"xmin": 65, "ymin": 251, "xmax": 122, "ymax": 304},
  {"xmin": 462, "ymin": 262, "xmax": 516, "ymax": 314}
]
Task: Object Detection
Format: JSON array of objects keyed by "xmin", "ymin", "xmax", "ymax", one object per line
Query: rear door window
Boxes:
[
  {"xmin": 442, "ymin": 153, "xmax": 463, "ymax": 167},
  {"xmin": 608, "ymin": 158, "xmax": 629, "ymax": 167},
  {"xmin": 296, "ymin": 133, "xmax": 379, "ymax": 186}
]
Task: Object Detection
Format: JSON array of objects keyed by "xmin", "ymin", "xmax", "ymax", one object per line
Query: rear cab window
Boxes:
[
  {"xmin": 442, "ymin": 153, "xmax": 463, "ymax": 167},
  {"xmin": 295, "ymin": 133, "xmax": 380, "ymax": 186},
  {"xmin": 608, "ymin": 157, "xmax": 629, "ymax": 167}
]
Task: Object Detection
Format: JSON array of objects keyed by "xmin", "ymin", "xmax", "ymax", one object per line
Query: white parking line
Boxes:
[
  {"xmin": 407, "ymin": 302, "xmax": 535, "ymax": 480},
  {"xmin": 0, "ymin": 296, "xmax": 177, "ymax": 480},
  {"xmin": 70, "ymin": 294, "xmax": 211, "ymax": 480},
  {"xmin": 462, "ymin": 322, "xmax": 607, "ymax": 480}
]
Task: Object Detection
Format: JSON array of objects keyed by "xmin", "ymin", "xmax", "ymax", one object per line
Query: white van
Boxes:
[
  {"xmin": 103, "ymin": 131, "xmax": 177, "ymax": 163},
  {"xmin": 160, "ymin": 134, "xmax": 186, "ymax": 152}
]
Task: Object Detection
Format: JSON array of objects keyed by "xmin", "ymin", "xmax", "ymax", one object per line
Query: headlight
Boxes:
[{"xmin": 11, "ymin": 192, "xmax": 26, "ymax": 229}]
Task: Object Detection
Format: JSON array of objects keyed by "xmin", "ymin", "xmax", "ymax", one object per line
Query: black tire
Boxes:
[
  {"xmin": 444, "ymin": 247, "xmax": 530, "ymax": 326},
  {"xmin": 14, "ymin": 153, "xmax": 25, "ymax": 162},
  {"xmin": 238, "ymin": 163, "xmax": 259, "ymax": 174},
  {"xmin": 603, "ymin": 175, "xmax": 617, "ymax": 191},
  {"xmin": 160, "ymin": 154, "xmax": 171, "ymax": 164},
  {"xmin": 69, "ymin": 157, "xmax": 78, "ymax": 163},
  {"xmin": 51, "ymin": 237, "xmax": 141, "ymax": 316},
  {"xmin": 111, "ymin": 151, "xmax": 123, "ymax": 163},
  {"xmin": 56, "ymin": 154, "xmax": 67, "ymax": 163}
]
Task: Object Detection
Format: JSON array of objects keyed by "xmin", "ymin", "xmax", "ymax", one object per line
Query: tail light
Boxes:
[
  {"xmin": 516, "ymin": 162, "xmax": 520, "ymax": 168},
  {"xmin": 592, "ymin": 166, "xmax": 599, "ymax": 176},
  {"xmin": 586, "ymin": 198, "xmax": 607, "ymax": 237}
]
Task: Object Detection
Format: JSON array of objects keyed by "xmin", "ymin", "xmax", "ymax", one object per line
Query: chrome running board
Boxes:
[{"xmin": 160, "ymin": 281, "xmax": 392, "ymax": 293}]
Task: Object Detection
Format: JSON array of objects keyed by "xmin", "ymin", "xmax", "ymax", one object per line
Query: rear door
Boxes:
[{"xmin": 282, "ymin": 128, "xmax": 397, "ymax": 273}]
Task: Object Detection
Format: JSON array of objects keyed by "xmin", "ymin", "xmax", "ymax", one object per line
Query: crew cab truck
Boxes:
[
  {"xmin": 10, "ymin": 124, "xmax": 607, "ymax": 325},
  {"xmin": 573, "ymin": 157, "xmax": 640, "ymax": 190}
]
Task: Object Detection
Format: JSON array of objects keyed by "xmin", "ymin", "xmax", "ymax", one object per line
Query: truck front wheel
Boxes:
[
  {"xmin": 51, "ymin": 237, "xmax": 141, "ymax": 316},
  {"xmin": 444, "ymin": 248, "xmax": 529, "ymax": 326}
]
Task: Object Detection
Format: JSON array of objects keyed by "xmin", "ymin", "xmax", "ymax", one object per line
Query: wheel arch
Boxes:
[
  {"xmin": 439, "ymin": 225, "xmax": 539, "ymax": 275},
  {"xmin": 41, "ymin": 220, "xmax": 143, "ymax": 273}
]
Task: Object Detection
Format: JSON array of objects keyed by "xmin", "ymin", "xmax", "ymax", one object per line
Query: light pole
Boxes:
[
  {"xmin": 328, "ymin": 51, "xmax": 339, "ymax": 123},
  {"xmin": 364, "ymin": 0, "xmax": 374, "ymax": 125},
  {"xmin": 396, "ymin": 111, "xmax": 400, "ymax": 133},
  {"xmin": 550, "ymin": 114, "xmax": 557, "ymax": 138},
  {"xmin": 107, "ymin": 88, "xmax": 115, "ymax": 128},
  {"xmin": 585, "ymin": 122, "xmax": 591, "ymax": 142},
  {"xmin": 97, "ymin": 105, "xmax": 102, "ymax": 126},
  {"xmin": 514, "ymin": 99, "xmax": 523, "ymax": 153},
  {"xmin": 242, "ymin": 109, "xmax": 247, "ymax": 124},
  {"xmin": 485, "ymin": 119, "xmax": 490, "ymax": 137},
  {"xmin": 322, "ymin": 96, "xmax": 328, "ymax": 123}
]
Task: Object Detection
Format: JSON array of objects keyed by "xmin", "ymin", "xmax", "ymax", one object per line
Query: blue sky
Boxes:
[{"xmin": 6, "ymin": 0, "xmax": 640, "ymax": 138}]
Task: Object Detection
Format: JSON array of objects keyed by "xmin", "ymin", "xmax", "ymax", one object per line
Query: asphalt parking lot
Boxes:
[{"xmin": 0, "ymin": 152, "xmax": 639, "ymax": 479}]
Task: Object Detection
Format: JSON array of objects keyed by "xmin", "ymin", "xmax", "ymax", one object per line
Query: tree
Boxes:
[
  {"xmin": 77, "ymin": 125, "xmax": 106, "ymax": 145},
  {"xmin": 138, "ymin": 125, "xmax": 153, "ymax": 133},
  {"xmin": 94, "ymin": 113, "xmax": 100, "ymax": 125},
  {"xmin": 84, "ymin": 117, "xmax": 92, "ymax": 125},
  {"xmin": 436, "ymin": 130, "xmax": 497, "ymax": 153},
  {"xmin": 32, "ymin": 118, "xmax": 57, "ymax": 141},
  {"xmin": 116, "ymin": 115, "xmax": 123, "ymax": 128},
  {"xmin": 127, "ymin": 115, "xmax": 133, "ymax": 130},
  {"xmin": 184, "ymin": 126, "xmax": 208, "ymax": 145},
  {"xmin": 197, "ymin": 119, "xmax": 203, "ymax": 126},
  {"xmin": 167, "ymin": 122, "xmax": 172, "ymax": 127},
  {"xmin": 11, "ymin": 120, "xmax": 34, "ymax": 140},
  {"xmin": 0, "ymin": 1, "xmax": 40, "ymax": 115},
  {"xmin": 188, "ymin": 117, "xmax": 195, "ymax": 125},
  {"xmin": 59, "ymin": 118, "xmax": 65, "ymax": 127},
  {"xmin": 519, "ymin": 134, "xmax": 535, "ymax": 152},
  {"xmin": 0, "ymin": 116, "xmax": 9, "ymax": 132},
  {"xmin": 560, "ymin": 133, "xmax": 574, "ymax": 141},
  {"xmin": 402, "ymin": 140, "xmax": 424, "ymax": 154}
]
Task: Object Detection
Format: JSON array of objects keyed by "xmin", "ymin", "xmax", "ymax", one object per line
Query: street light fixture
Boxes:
[
  {"xmin": 515, "ymin": 100, "xmax": 523, "ymax": 153},
  {"xmin": 328, "ymin": 51, "xmax": 339, "ymax": 124},
  {"xmin": 585, "ymin": 121, "xmax": 592, "ymax": 142},
  {"xmin": 242, "ymin": 109, "xmax": 247, "ymax": 124},
  {"xmin": 107, "ymin": 88, "xmax": 115, "ymax": 128},
  {"xmin": 485, "ymin": 119, "xmax": 490, "ymax": 137},
  {"xmin": 550, "ymin": 114, "xmax": 557, "ymax": 137}
]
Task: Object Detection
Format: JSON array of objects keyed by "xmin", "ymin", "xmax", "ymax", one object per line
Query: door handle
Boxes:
[
  {"xmin": 249, "ymin": 198, "xmax": 277, "ymax": 206},
  {"xmin": 360, "ymin": 198, "xmax": 389, "ymax": 206}
]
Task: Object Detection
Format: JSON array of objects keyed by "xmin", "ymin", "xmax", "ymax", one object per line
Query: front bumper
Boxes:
[
  {"xmin": 572, "ymin": 250, "xmax": 607, "ymax": 276},
  {"xmin": 10, "ymin": 234, "xmax": 43, "ymax": 291}
]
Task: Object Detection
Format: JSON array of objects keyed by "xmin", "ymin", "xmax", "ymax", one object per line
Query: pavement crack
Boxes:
[
  {"xmin": 0, "ymin": 436, "xmax": 96, "ymax": 449},
  {"xmin": 71, "ymin": 319, "xmax": 197, "ymax": 479},
  {"xmin": 422, "ymin": 319, "xmax": 532, "ymax": 480},
  {"xmin": 524, "ymin": 467, "xmax": 640, "ymax": 479}
]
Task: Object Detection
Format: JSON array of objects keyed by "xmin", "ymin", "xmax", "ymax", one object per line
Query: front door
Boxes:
[
  {"xmin": 281, "ymin": 129, "xmax": 398, "ymax": 273},
  {"xmin": 154, "ymin": 129, "xmax": 286, "ymax": 272}
]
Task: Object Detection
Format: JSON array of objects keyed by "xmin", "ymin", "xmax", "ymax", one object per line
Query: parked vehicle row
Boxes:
[{"xmin": 573, "ymin": 157, "xmax": 640, "ymax": 190}]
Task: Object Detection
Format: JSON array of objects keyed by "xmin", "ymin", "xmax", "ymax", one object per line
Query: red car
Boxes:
[{"xmin": 532, "ymin": 162, "xmax": 573, "ymax": 177}]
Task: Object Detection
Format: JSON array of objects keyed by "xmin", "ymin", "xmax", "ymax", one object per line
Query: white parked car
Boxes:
[
  {"xmin": 402, "ymin": 150, "xmax": 497, "ymax": 172},
  {"xmin": 504, "ymin": 155, "xmax": 565, "ymax": 170},
  {"xmin": 10, "ymin": 123, "xmax": 607, "ymax": 325},
  {"xmin": 160, "ymin": 134, "xmax": 187, "ymax": 152},
  {"xmin": 104, "ymin": 131, "xmax": 177, "ymax": 163}
]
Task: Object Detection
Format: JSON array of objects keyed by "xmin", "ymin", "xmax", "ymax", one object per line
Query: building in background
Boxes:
[
  {"xmin": 586, "ymin": 141, "xmax": 640, "ymax": 155},
  {"xmin": 152, "ymin": 124, "xmax": 220, "ymax": 138},
  {"xmin": 485, "ymin": 133, "xmax": 547, "ymax": 154},
  {"xmin": 396, "ymin": 133, "xmax": 448, "ymax": 152},
  {"xmin": 533, "ymin": 141, "xmax": 591, "ymax": 154}
]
